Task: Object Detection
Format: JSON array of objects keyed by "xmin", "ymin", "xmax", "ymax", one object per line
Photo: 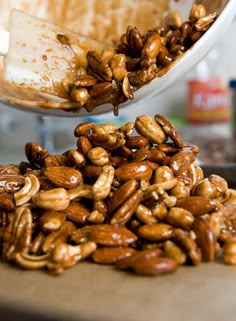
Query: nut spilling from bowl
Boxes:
[
  {"xmin": 60, "ymin": 4, "xmax": 217, "ymax": 115},
  {"xmin": 1, "ymin": 113, "xmax": 236, "ymax": 276}
]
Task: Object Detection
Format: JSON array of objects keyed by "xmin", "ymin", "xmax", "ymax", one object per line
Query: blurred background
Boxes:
[{"xmin": 0, "ymin": 1, "xmax": 235, "ymax": 165}]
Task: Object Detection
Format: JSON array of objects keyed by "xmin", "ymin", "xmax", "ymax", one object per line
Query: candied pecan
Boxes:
[
  {"xmin": 41, "ymin": 221, "xmax": 76, "ymax": 254},
  {"xmin": 155, "ymin": 114, "xmax": 183, "ymax": 148},
  {"xmin": 3, "ymin": 206, "xmax": 33, "ymax": 261},
  {"xmin": 221, "ymin": 204, "xmax": 236, "ymax": 231},
  {"xmin": 74, "ymin": 122, "xmax": 94, "ymax": 137},
  {"xmin": 0, "ymin": 193, "xmax": 15, "ymax": 211},
  {"xmin": 0, "ymin": 174, "xmax": 25, "ymax": 194},
  {"xmin": 125, "ymin": 26, "xmax": 144, "ymax": 57},
  {"xmin": 25, "ymin": 142, "xmax": 50, "ymax": 166},
  {"xmin": 39, "ymin": 211, "xmax": 66, "ymax": 232},
  {"xmin": 223, "ymin": 241, "xmax": 236, "ymax": 265},
  {"xmin": 87, "ymin": 51, "xmax": 112, "ymax": 82},
  {"xmin": 173, "ymin": 228, "xmax": 202, "ymax": 265}
]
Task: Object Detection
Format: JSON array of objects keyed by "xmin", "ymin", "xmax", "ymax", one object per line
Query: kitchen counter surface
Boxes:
[{"xmin": 1, "ymin": 259, "xmax": 236, "ymax": 321}]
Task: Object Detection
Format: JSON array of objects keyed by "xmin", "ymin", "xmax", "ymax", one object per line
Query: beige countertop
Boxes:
[{"xmin": 0, "ymin": 260, "xmax": 236, "ymax": 321}]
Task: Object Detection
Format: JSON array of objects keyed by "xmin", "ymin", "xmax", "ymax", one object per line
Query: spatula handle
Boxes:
[{"xmin": 0, "ymin": 29, "xmax": 9, "ymax": 56}]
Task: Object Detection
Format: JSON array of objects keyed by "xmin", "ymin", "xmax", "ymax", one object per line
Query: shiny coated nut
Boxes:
[
  {"xmin": 115, "ymin": 161, "xmax": 153, "ymax": 182},
  {"xmin": 165, "ymin": 207, "xmax": 194, "ymax": 231},
  {"xmin": 110, "ymin": 54, "xmax": 127, "ymax": 81},
  {"xmin": 176, "ymin": 196, "xmax": 218, "ymax": 216},
  {"xmin": 142, "ymin": 34, "xmax": 161, "ymax": 59},
  {"xmin": 155, "ymin": 114, "xmax": 183, "ymax": 148},
  {"xmin": 223, "ymin": 241, "xmax": 236, "ymax": 265},
  {"xmin": 192, "ymin": 217, "xmax": 215, "ymax": 262},
  {"xmin": 110, "ymin": 189, "xmax": 143, "ymax": 225},
  {"xmin": 92, "ymin": 165, "xmax": 115, "ymax": 201},
  {"xmin": 32, "ymin": 188, "xmax": 70, "ymax": 211},
  {"xmin": 189, "ymin": 4, "xmax": 206, "ymax": 23},
  {"xmin": 92, "ymin": 247, "xmax": 136, "ymax": 264},
  {"xmin": 132, "ymin": 256, "xmax": 178, "ymax": 276},
  {"xmin": 115, "ymin": 248, "xmax": 163, "ymax": 270},
  {"xmin": 135, "ymin": 115, "xmax": 167, "ymax": 144},
  {"xmin": 14, "ymin": 174, "xmax": 40, "ymax": 206},
  {"xmin": 108, "ymin": 179, "xmax": 138, "ymax": 213},
  {"xmin": 88, "ymin": 224, "xmax": 138, "ymax": 246},
  {"xmin": 173, "ymin": 228, "xmax": 202, "ymax": 265},
  {"xmin": 39, "ymin": 211, "xmax": 66, "ymax": 232},
  {"xmin": 163, "ymin": 11, "xmax": 183, "ymax": 29},
  {"xmin": 74, "ymin": 122, "xmax": 94, "ymax": 137},
  {"xmin": 164, "ymin": 240, "xmax": 187, "ymax": 265},
  {"xmin": 43, "ymin": 166, "xmax": 82, "ymax": 189},
  {"xmin": 169, "ymin": 150, "xmax": 195, "ymax": 176},
  {"xmin": 87, "ymin": 147, "xmax": 110, "ymax": 166},
  {"xmin": 71, "ymin": 87, "xmax": 89, "ymax": 106},
  {"xmin": 0, "ymin": 174, "xmax": 25, "ymax": 194},
  {"xmin": 63, "ymin": 202, "xmax": 90, "ymax": 224},
  {"xmin": 138, "ymin": 223, "xmax": 174, "ymax": 242},
  {"xmin": 73, "ymin": 75, "xmax": 97, "ymax": 87}
]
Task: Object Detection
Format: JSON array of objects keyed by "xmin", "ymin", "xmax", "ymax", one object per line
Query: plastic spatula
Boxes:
[{"xmin": 0, "ymin": 9, "xmax": 110, "ymax": 99}]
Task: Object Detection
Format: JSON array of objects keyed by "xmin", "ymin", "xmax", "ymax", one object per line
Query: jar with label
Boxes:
[
  {"xmin": 187, "ymin": 49, "xmax": 231, "ymax": 125},
  {"xmin": 187, "ymin": 77, "xmax": 230, "ymax": 124},
  {"xmin": 185, "ymin": 49, "xmax": 231, "ymax": 165}
]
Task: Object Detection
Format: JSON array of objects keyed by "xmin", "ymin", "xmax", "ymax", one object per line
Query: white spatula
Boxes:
[{"xmin": 0, "ymin": 9, "xmax": 110, "ymax": 99}]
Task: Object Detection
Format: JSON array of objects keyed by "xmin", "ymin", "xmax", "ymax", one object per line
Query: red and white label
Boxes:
[{"xmin": 187, "ymin": 78, "xmax": 230, "ymax": 123}]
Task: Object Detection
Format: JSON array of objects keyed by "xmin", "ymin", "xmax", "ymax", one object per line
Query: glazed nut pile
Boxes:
[
  {"xmin": 63, "ymin": 4, "xmax": 217, "ymax": 114},
  {"xmin": 1, "ymin": 113, "xmax": 236, "ymax": 276}
]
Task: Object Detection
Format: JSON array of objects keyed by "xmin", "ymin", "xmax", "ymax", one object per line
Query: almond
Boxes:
[
  {"xmin": 108, "ymin": 179, "xmax": 138, "ymax": 213},
  {"xmin": 138, "ymin": 223, "xmax": 174, "ymax": 242},
  {"xmin": 89, "ymin": 224, "xmax": 138, "ymax": 246},
  {"xmin": 192, "ymin": 216, "xmax": 216, "ymax": 262},
  {"xmin": 64, "ymin": 202, "xmax": 90, "ymax": 224},
  {"xmin": 176, "ymin": 196, "xmax": 218, "ymax": 216},
  {"xmin": 115, "ymin": 161, "xmax": 152, "ymax": 182},
  {"xmin": 43, "ymin": 166, "xmax": 82, "ymax": 189},
  {"xmin": 92, "ymin": 247, "xmax": 136, "ymax": 264},
  {"xmin": 169, "ymin": 150, "xmax": 196, "ymax": 176}
]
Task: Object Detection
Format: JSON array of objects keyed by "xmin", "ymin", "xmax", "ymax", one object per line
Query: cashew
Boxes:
[
  {"xmin": 93, "ymin": 165, "xmax": 115, "ymax": 201},
  {"xmin": 15, "ymin": 252, "xmax": 50, "ymax": 270},
  {"xmin": 14, "ymin": 174, "xmax": 40, "ymax": 206},
  {"xmin": 32, "ymin": 188, "xmax": 70, "ymax": 211}
]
